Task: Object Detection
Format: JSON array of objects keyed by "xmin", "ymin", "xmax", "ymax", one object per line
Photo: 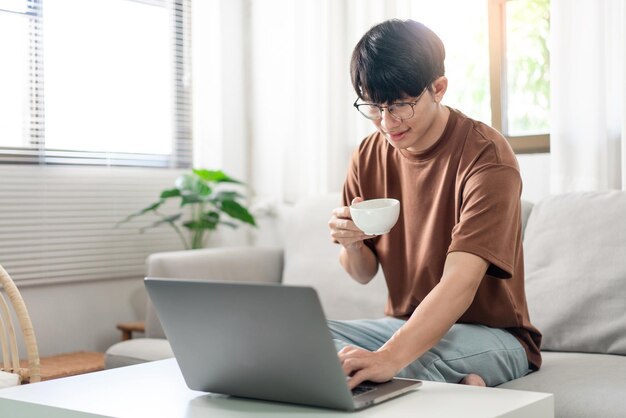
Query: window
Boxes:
[
  {"xmin": 0, "ymin": 0, "xmax": 192, "ymax": 167},
  {"xmin": 411, "ymin": 2, "xmax": 492, "ymax": 131},
  {"xmin": 407, "ymin": 0, "xmax": 550, "ymax": 154},
  {"xmin": 489, "ymin": 0, "xmax": 550, "ymax": 153}
]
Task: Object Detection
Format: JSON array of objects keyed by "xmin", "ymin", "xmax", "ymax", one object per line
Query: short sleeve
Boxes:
[{"xmin": 448, "ymin": 164, "xmax": 522, "ymax": 278}]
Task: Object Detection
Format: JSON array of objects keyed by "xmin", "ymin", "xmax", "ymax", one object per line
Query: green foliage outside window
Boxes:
[{"xmin": 506, "ymin": 0, "xmax": 550, "ymax": 136}]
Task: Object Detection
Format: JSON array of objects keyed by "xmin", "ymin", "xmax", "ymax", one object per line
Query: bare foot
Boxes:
[{"xmin": 460, "ymin": 373, "xmax": 486, "ymax": 386}]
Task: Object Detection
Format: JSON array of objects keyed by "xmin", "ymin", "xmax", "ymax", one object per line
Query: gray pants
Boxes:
[{"xmin": 328, "ymin": 318, "xmax": 530, "ymax": 387}]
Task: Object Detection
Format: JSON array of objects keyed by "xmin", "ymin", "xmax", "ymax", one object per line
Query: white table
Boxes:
[{"xmin": 0, "ymin": 358, "xmax": 553, "ymax": 418}]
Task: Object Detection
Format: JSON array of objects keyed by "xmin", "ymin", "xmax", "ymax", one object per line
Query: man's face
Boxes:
[{"xmin": 367, "ymin": 77, "xmax": 448, "ymax": 153}]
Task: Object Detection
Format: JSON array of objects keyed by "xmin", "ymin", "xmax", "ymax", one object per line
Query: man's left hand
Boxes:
[{"xmin": 337, "ymin": 345, "xmax": 401, "ymax": 390}]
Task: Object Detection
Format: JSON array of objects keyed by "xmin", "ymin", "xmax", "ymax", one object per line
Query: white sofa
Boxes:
[{"xmin": 106, "ymin": 191, "xmax": 626, "ymax": 418}]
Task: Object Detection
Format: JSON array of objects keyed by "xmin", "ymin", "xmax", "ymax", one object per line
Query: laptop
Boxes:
[{"xmin": 144, "ymin": 277, "xmax": 421, "ymax": 411}]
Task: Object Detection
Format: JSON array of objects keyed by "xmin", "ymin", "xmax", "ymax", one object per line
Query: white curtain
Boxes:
[
  {"xmin": 248, "ymin": 0, "xmax": 407, "ymax": 204},
  {"xmin": 550, "ymin": 0, "xmax": 626, "ymax": 193}
]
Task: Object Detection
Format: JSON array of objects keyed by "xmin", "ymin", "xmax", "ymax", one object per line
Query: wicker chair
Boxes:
[{"xmin": 0, "ymin": 264, "xmax": 40, "ymax": 385}]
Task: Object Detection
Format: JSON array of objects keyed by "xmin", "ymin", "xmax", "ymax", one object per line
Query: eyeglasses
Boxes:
[{"xmin": 353, "ymin": 87, "xmax": 428, "ymax": 121}]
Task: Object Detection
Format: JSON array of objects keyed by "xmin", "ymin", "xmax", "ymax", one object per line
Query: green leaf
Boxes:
[
  {"xmin": 160, "ymin": 188, "xmax": 181, "ymax": 199},
  {"xmin": 213, "ymin": 190, "xmax": 245, "ymax": 201},
  {"xmin": 139, "ymin": 200, "xmax": 165, "ymax": 214},
  {"xmin": 218, "ymin": 220, "xmax": 238, "ymax": 229},
  {"xmin": 116, "ymin": 200, "xmax": 164, "ymax": 226},
  {"xmin": 193, "ymin": 169, "xmax": 242, "ymax": 184},
  {"xmin": 139, "ymin": 213, "xmax": 182, "ymax": 232},
  {"xmin": 204, "ymin": 210, "xmax": 220, "ymax": 221},
  {"xmin": 183, "ymin": 219, "xmax": 218, "ymax": 230},
  {"xmin": 197, "ymin": 181, "xmax": 212, "ymax": 196},
  {"xmin": 220, "ymin": 200, "xmax": 256, "ymax": 226}
]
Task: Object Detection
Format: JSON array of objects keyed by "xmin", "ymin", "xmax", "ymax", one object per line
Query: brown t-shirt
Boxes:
[{"xmin": 342, "ymin": 108, "xmax": 542, "ymax": 370}]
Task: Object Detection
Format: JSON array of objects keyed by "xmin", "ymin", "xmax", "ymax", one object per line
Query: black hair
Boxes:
[{"xmin": 350, "ymin": 19, "xmax": 445, "ymax": 103}]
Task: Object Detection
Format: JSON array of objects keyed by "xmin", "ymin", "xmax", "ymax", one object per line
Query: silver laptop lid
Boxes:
[{"xmin": 145, "ymin": 278, "xmax": 357, "ymax": 410}]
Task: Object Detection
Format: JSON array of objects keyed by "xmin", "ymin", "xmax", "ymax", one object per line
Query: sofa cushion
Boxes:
[
  {"xmin": 523, "ymin": 191, "xmax": 626, "ymax": 354},
  {"xmin": 105, "ymin": 338, "xmax": 174, "ymax": 369},
  {"xmin": 498, "ymin": 351, "xmax": 626, "ymax": 418},
  {"xmin": 282, "ymin": 193, "xmax": 389, "ymax": 320}
]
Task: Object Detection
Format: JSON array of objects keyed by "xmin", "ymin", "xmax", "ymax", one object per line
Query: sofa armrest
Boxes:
[{"xmin": 144, "ymin": 247, "xmax": 284, "ymax": 338}]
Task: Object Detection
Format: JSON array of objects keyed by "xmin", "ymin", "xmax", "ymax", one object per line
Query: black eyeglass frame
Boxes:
[{"xmin": 353, "ymin": 87, "xmax": 429, "ymax": 121}]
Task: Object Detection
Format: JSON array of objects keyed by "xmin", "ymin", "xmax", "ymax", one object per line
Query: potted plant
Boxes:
[{"xmin": 118, "ymin": 169, "xmax": 256, "ymax": 249}]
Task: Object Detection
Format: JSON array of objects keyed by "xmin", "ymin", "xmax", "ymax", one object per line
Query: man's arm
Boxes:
[
  {"xmin": 339, "ymin": 244, "xmax": 378, "ymax": 284},
  {"xmin": 329, "ymin": 197, "xmax": 379, "ymax": 284},
  {"xmin": 338, "ymin": 251, "xmax": 488, "ymax": 388}
]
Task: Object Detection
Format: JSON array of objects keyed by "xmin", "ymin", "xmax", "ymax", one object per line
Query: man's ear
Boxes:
[{"xmin": 431, "ymin": 76, "xmax": 448, "ymax": 103}]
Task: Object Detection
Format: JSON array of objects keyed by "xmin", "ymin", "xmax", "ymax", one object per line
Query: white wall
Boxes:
[{"xmin": 19, "ymin": 278, "xmax": 146, "ymax": 357}]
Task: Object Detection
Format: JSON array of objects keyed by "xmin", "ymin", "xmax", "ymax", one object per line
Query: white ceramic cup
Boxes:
[{"xmin": 349, "ymin": 198, "xmax": 400, "ymax": 235}]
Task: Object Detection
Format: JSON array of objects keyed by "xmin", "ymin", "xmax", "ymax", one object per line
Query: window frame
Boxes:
[{"xmin": 488, "ymin": 0, "xmax": 550, "ymax": 154}]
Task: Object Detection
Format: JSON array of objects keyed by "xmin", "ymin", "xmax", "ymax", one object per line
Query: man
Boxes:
[{"xmin": 328, "ymin": 19, "xmax": 541, "ymax": 389}]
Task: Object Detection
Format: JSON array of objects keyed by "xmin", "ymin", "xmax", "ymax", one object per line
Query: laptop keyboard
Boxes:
[{"xmin": 351, "ymin": 384, "xmax": 377, "ymax": 397}]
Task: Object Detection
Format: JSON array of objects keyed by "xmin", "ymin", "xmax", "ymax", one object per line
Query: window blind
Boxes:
[
  {"xmin": 0, "ymin": 165, "xmax": 186, "ymax": 285},
  {"xmin": 172, "ymin": 0, "xmax": 193, "ymax": 169}
]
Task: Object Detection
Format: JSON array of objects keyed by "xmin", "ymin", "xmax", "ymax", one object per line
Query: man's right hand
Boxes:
[
  {"xmin": 328, "ymin": 197, "xmax": 373, "ymax": 250},
  {"xmin": 329, "ymin": 197, "xmax": 379, "ymax": 283}
]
